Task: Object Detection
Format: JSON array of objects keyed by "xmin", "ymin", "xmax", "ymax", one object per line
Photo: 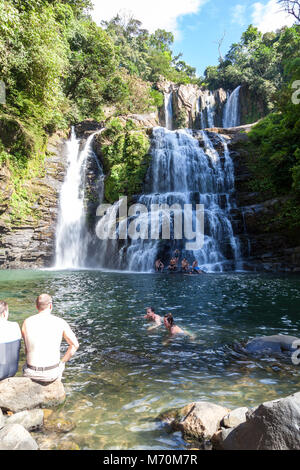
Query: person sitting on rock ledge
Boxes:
[
  {"xmin": 22, "ymin": 294, "xmax": 79, "ymax": 383},
  {"xmin": 0, "ymin": 301, "xmax": 21, "ymax": 381}
]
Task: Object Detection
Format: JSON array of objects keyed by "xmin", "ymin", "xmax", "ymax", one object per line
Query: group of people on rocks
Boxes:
[
  {"xmin": 155, "ymin": 250, "xmax": 205, "ymax": 275},
  {"xmin": 0, "ymin": 295, "xmax": 79, "ymax": 383}
]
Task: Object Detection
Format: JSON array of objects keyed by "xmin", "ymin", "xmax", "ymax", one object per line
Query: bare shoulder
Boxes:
[
  {"xmin": 52, "ymin": 315, "xmax": 69, "ymax": 327},
  {"xmin": 23, "ymin": 313, "xmax": 39, "ymax": 325}
]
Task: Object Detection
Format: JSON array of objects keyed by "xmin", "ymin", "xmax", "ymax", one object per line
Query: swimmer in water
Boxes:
[
  {"xmin": 163, "ymin": 313, "xmax": 185, "ymax": 336},
  {"xmin": 144, "ymin": 307, "xmax": 162, "ymax": 330}
]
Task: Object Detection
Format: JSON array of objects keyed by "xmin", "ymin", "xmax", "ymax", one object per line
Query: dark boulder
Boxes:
[
  {"xmin": 245, "ymin": 335, "xmax": 300, "ymax": 354},
  {"xmin": 215, "ymin": 392, "xmax": 300, "ymax": 450}
]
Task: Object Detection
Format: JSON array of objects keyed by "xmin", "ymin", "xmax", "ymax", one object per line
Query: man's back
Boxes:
[{"xmin": 23, "ymin": 313, "xmax": 66, "ymax": 368}]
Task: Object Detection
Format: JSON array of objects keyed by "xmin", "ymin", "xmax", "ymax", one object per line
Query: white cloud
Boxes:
[
  {"xmin": 231, "ymin": 4, "xmax": 247, "ymax": 26},
  {"xmin": 91, "ymin": 0, "xmax": 208, "ymax": 38},
  {"xmin": 252, "ymin": 0, "xmax": 295, "ymax": 33}
]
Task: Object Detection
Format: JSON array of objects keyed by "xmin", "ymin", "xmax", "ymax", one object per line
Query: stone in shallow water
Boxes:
[
  {"xmin": 5, "ymin": 409, "xmax": 44, "ymax": 431},
  {"xmin": 0, "ymin": 424, "xmax": 38, "ymax": 450},
  {"xmin": 159, "ymin": 401, "xmax": 230, "ymax": 441},
  {"xmin": 215, "ymin": 392, "xmax": 300, "ymax": 450},
  {"xmin": 56, "ymin": 441, "xmax": 80, "ymax": 450},
  {"xmin": 0, "ymin": 378, "xmax": 65, "ymax": 413},
  {"xmin": 43, "ymin": 410, "xmax": 76, "ymax": 433}
]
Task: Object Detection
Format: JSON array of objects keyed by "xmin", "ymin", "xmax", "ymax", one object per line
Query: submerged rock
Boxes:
[
  {"xmin": 215, "ymin": 392, "xmax": 300, "ymax": 450},
  {"xmin": 43, "ymin": 410, "xmax": 76, "ymax": 433},
  {"xmin": 0, "ymin": 378, "xmax": 66, "ymax": 413},
  {"xmin": 0, "ymin": 423, "xmax": 38, "ymax": 450},
  {"xmin": 56, "ymin": 441, "xmax": 80, "ymax": 450}
]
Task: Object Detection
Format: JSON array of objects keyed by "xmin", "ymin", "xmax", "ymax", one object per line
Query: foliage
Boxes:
[
  {"xmin": 245, "ymin": 57, "xmax": 300, "ymax": 231},
  {"xmin": 204, "ymin": 24, "xmax": 300, "ymax": 114},
  {"xmin": 101, "ymin": 14, "xmax": 196, "ymax": 85},
  {"xmin": 97, "ymin": 118, "xmax": 151, "ymax": 203}
]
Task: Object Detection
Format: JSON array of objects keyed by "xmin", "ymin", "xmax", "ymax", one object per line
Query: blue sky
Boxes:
[{"xmin": 92, "ymin": 0, "xmax": 295, "ymax": 75}]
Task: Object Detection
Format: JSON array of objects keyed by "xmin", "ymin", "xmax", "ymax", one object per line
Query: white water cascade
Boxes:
[
  {"xmin": 164, "ymin": 92, "xmax": 173, "ymax": 130},
  {"xmin": 95, "ymin": 127, "xmax": 242, "ymax": 273},
  {"xmin": 223, "ymin": 85, "xmax": 241, "ymax": 128},
  {"xmin": 199, "ymin": 90, "xmax": 216, "ymax": 129},
  {"xmin": 55, "ymin": 128, "xmax": 103, "ymax": 269}
]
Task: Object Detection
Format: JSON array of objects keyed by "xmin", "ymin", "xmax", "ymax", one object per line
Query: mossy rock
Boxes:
[
  {"xmin": 158, "ymin": 403, "xmax": 194, "ymax": 431},
  {"xmin": 43, "ymin": 409, "xmax": 76, "ymax": 434}
]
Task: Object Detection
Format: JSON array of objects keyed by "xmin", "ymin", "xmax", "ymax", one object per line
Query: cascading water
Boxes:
[
  {"xmin": 199, "ymin": 90, "xmax": 216, "ymax": 129},
  {"xmin": 164, "ymin": 92, "xmax": 173, "ymax": 130},
  {"xmin": 55, "ymin": 128, "xmax": 104, "ymax": 269},
  {"xmin": 223, "ymin": 85, "xmax": 241, "ymax": 128},
  {"xmin": 95, "ymin": 127, "xmax": 242, "ymax": 273}
]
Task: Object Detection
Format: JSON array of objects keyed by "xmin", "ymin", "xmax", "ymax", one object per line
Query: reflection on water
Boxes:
[{"xmin": 0, "ymin": 270, "xmax": 300, "ymax": 449}]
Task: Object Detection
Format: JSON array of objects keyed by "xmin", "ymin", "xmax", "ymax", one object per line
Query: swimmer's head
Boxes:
[
  {"xmin": 0, "ymin": 301, "xmax": 8, "ymax": 319},
  {"xmin": 164, "ymin": 313, "xmax": 174, "ymax": 328},
  {"xmin": 146, "ymin": 307, "xmax": 155, "ymax": 316}
]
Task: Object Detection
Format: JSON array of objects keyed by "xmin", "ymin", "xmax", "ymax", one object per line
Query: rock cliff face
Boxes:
[
  {"xmin": 0, "ymin": 133, "xmax": 67, "ymax": 269},
  {"xmin": 157, "ymin": 80, "xmax": 267, "ymax": 130},
  {"xmin": 225, "ymin": 127, "xmax": 300, "ymax": 272},
  {"xmin": 157, "ymin": 80, "xmax": 228, "ymax": 129}
]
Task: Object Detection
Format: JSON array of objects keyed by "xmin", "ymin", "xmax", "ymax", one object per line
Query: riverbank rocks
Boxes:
[
  {"xmin": 0, "ymin": 409, "xmax": 4, "ymax": 429},
  {"xmin": 213, "ymin": 392, "xmax": 300, "ymax": 450},
  {"xmin": 0, "ymin": 424, "xmax": 38, "ymax": 450},
  {"xmin": 222, "ymin": 407, "xmax": 249, "ymax": 428},
  {"xmin": 0, "ymin": 378, "xmax": 66, "ymax": 413},
  {"xmin": 159, "ymin": 401, "xmax": 230, "ymax": 441},
  {"xmin": 4, "ymin": 409, "xmax": 44, "ymax": 431}
]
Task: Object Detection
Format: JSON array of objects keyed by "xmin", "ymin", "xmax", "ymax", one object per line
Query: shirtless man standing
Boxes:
[
  {"xmin": 22, "ymin": 294, "xmax": 79, "ymax": 383},
  {"xmin": 144, "ymin": 307, "xmax": 162, "ymax": 326}
]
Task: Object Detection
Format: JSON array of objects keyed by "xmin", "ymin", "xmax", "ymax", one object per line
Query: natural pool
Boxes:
[{"xmin": 1, "ymin": 270, "xmax": 300, "ymax": 450}]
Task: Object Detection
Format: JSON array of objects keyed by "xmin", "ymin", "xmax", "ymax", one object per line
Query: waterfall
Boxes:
[
  {"xmin": 223, "ymin": 86, "xmax": 241, "ymax": 128},
  {"xmin": 95, "ymin": 127, "xmax": 242, "ymax": 273},
  {"xmin": 55, "ymin": 128, "xmax": 104, "ymax": 269},
  {"xmin": 164, "ymin": 92, "xmax": 173, "ymax": 130},
  {"xmin": 198, "ymin": 90, "xmax": 216, "ymax": 129}
]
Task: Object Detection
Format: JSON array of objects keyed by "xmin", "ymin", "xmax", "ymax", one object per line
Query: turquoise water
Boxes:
[{"xmin": 1, "ymin": 270, "xmax": 300, "ymax": 449}]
